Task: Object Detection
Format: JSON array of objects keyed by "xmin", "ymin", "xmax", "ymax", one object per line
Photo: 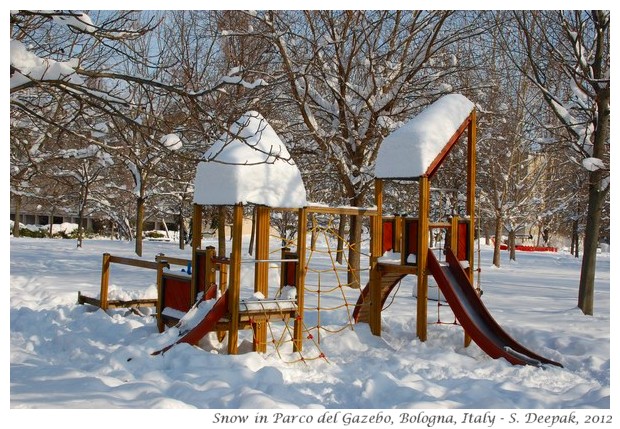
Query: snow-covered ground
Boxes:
[{"xmin": 9, "ymin": 234, "xmax": 612, "ymax": 424}]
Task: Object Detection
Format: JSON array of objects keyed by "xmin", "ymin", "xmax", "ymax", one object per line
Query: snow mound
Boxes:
[
  {"xmin": 375, "ymin": 94, "xmax": 475, "ymax": 179},
  {"xmin": 193, "ymin": 111, "xmax": 307, "ymax": 208}
]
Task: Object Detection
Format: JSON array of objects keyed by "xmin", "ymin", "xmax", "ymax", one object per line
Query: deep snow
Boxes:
[{"xmin": 9, "ymin": 232, "xmax": 612, "ymax": 423}]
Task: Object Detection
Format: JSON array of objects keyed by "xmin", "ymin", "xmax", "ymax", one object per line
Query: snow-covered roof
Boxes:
[
  {"xmin": 193, "ymin": 111, "xmax": 307, "ymax": 207},
  {"xmin": 375, "ymin": 94, "xmax": 475, "ymax": 179}
]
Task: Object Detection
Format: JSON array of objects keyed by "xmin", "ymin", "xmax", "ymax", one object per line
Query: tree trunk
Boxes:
[
  {"xmin": 347, "ymin": 214, "xmax": 362, "ymax": 289},
  {"xmin": 508, "ymin": 229, "xmax": 516, "ymax": 261},
  {"xmin": 571, "ymin": 218, "xmax": 579, "ymax": 257},
  {"xmin": 310, "ymin": 214, "xmax": 317, "ymax": 251},
  {"xmin": 218, "ymin": 206, "xmax": 227, "ymax": 257},
  {"xmin": 492, "ymin": 215, "xmax": 502, "ymax": 267},
  {"xmin": 578, "ymin": 181, "xmax": 605, "ymax": 315},
  {"xmin": 178, "ymin": 210, "xmax": 185, "ymax": 250},
  {"xmin": 76, "ymin": 186, "xmax": 89, "ymax": 248},
  {"xmin": 484, "ymin": 223, "xmax": 490, "ymax": 246},
  {"xmin": 76, "ymin": 209, "xmax": 84, "ymax": 248},
  {"xmin": 135, "ymin": 197, "xmax": 145, "ymax": 257},
  {"xmin": 336, "ymin": 214, "xmax": 346, "ymax": 264}
]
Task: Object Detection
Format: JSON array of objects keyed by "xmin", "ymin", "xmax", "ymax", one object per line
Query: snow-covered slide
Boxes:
[
  {"xmin": 153, "ymin": 284, "xmax": 228, "ymax": 355},
  {"xmin": 427, "ymin": 248, "xmax": 563, "ymax": 367}
]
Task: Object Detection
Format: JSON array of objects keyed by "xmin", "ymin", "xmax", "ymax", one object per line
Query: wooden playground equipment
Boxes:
[{"xmin": 79, "ymin": 99, "xmax": 562, "ymax": 366}]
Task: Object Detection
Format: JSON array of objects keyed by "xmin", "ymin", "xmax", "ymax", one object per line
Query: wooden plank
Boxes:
[
  {"xmin": 227, "ymin": 203, "xmax": 243, "ymax": 355},
  {"xmin": 156, "ymin": 255, "xmax": 191, "ymax": 267},
  {"xmin": 191, "ymin": 204, "xmax": 202, "ymax": 305},
  {"xmin": 425, "ymin": 116, "xmax": 472, "ymax": 179},
  {"xmin": 105, "ymin": 299, "xmax": 158, "ymax": 309},
  {"xmin": 369, "ymin": 179, "xmax": 383, "ymax": 336},
  {"xmin": 77, "ymin": 292, "xmax": 100, "ymax": 307},
  {"xmin": 253, "ymin": 205, "xmax": 270, "ymax": 353},
  {"xmin": 467, "ymin": 110, "xmax": 477, "ymax": 281},
  {"xmin": 293, "ymin": 207, "xmax": 307, "ymax": 352},
  {"xmin": 377, "ymin": 263, "xmax": 418, "ymax": 275},
  {"xmin": 108, "ymin": 255, "xmax": 158, "ymax": 270},
  {"xmin": 78, "ymin": 292, "xmax": 157, "ymax": 309},
  {"xmin": 306, "ymin": 205, "xmax": 378, "ymax": 216},
  {"xmin": 156, "ymin": 259, "xmax": 167, "ymax": 332},
  {"xmin": 100, "ymin": 253, "xmax": 110, "ymax": 310},
  {"xmin": 417, "ymin": 176, "xmax": 430, "ymax": 342}
]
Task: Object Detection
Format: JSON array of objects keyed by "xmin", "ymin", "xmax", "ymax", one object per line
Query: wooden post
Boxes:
[
  {"xmin": 451, "ymin": 215, "xmax": 471, "ymax": 346},
  {"xmin": 227, "ymin": 204, "xmax": 243, "ymax": 355},
  {"xmin": 253, "ymin": 205, "xmax": 270, "ymax": 353},
  {"xmin": 450, "ymin": 216, "xmax": 459, "ymax": 254},
  {"xmin": 465, "ymin": 110, "xmax": 477, "ymax": 347},
  {"xmin": 155, "ymin": 258, "xmax": 167, "ymax": 333},
  {"xmin": 191, "ymin": 204, "xmax": 203, "ymax": 305},
  {"xmin": 394, "ymin": 215, "xmax": 403, "ymax": 254},
  {"xmin": 100, "ymin": 253, "xmax": 111, "ymax": 310},
  {"xmin": 416, "ymin": 176, "xmax": 430, "ymax": 341},
  {"xmin": 205, "ymin": 246, "xmax": 216, "ymax": 290},
  {"xmin": 467, "ymin": 110, "xmax": 477, "ymax": 281},
  {"xmin": 293, "ymin": 207, "xmax": 307, "ymax": 352},
  {"xmin": 369, "ymin": 179, "xmax": 384, "ymax": 336},
  {"xmin": 206, "ymin": 245, "xmax": 227, "ymax": 342}
]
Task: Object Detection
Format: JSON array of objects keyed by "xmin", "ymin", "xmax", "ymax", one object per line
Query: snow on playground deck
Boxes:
[{"xmin": 9, "ymin": 235, "xmax": 611, "ymax": 418}]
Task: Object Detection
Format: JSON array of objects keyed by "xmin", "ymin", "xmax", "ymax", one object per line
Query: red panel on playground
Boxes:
[
  {"xmin": 457, "ymin": 221, "xmax": 468, "ymax": 261},
  {"xmin": 404, "ymin": 219, "xmax": 418, "ymax": 263},
  {"xmin": 163, "ymin": 277, "xmax": 192, "ymax": 312},
  {"xmin": 382, "ymin": 219, "xmax": 394, "ymax": 253}
]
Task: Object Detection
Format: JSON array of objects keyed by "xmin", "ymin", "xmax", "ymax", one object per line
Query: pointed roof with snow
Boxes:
[
  {"xmin": 375, "ymin": 94, "xmax": 475, "ymax": 179},
  {"xmin": 193, "ymin": 111, "xmax": 307, "ymax": 208}
]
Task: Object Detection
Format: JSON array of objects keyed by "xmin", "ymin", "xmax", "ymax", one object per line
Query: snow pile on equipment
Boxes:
[
  {"xmin": 194, "ymin": 111, "xmax": 307, "ymax": 208},
  {"xmin": 375, "ymin": 94, "xmax": 475, "ymax": 179}
]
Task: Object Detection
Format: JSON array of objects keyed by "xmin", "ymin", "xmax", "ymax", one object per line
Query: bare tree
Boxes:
[
  {"xmin": 510, "ymin": 11, "xmax": 610, "ymax": 315},
  {"xmin": 253, "ymin": 10, "xmax": 484, "ymax": 286}
]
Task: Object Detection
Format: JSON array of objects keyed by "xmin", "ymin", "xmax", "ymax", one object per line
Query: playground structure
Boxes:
[{"xmin": 79, "ymin": 99, "xmax": 562, "ymax": 367}]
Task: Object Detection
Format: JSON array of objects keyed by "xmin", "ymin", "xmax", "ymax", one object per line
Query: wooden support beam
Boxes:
[
  {"xmin": 450, "ymin": 216, "xmax": 459, "ymax": 253},
  {"xmin": 100, "ymin": 253, "xmax": 111, "ymax": 311},
  {"xmin": 227, "ymin": 204, "xmax": 243, "ymax": 355},
  {"xmin": 156, "ymin": 257, "xmax": 167, "ymax": 333},
  {"xmin": 191, "ymin": 204, "xmax": 203, "ymax": 304},
  {"xmin": 253, "ymin": 205, "xmax": 270, "ymax": 353},
  {"xmin": 394, "ymin": 215, "xmax": 403, "ymax": 254},
  {"xmin": 467, "ymin": 110, "xmax": 477, "ymax": 281},
  {"xmin": 416, "ymin": 176, "xmax": 430, "ymax": 342},
  {"xmin": 293, "ymin": 207, "xmax": 307, "ymax": 352},
  {"xmin": 306, "ymin": 205, "xmax": 378, "ymax": 217},
  {"xmin": 108, "ymin": 255, "xmax": 158, "ymax": 270},
  {"xmin": 205, "ymin": 246, "xmax": 216, "ymax": 288},
  {"xmin": 369, "ymin": 179, "xmax": 384, "ymax": 336}
]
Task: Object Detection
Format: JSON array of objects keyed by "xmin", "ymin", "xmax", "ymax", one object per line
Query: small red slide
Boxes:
[
  {"xmin": 428, "ymin": 248, "xmax": 562, "ymax": 367},
  {"xmin": 153, "ymin": 290, "xmax": 228, "ymax": 355}
]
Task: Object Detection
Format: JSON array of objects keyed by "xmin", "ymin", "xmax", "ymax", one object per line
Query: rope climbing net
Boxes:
[
  {"xmin": 303, "ymin": 212, "xmax": 370, "ymax": 342},
  {"xmin": 241, "ymin": 211, "xmax": 371, "ymax": 364}
]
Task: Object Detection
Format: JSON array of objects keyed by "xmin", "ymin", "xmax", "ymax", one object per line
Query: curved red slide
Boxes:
[
  {"xmin": 428, "ymin": 248, "xmax": 562, "ymax": 367},
  {"xmin": 153, "ymin": 290, "xmax": 228, "ymax": 355}
]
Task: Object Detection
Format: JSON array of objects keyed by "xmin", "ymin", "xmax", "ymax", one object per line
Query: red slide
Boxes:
[
  {"xmin": 428, "ymin": 248, "xmax": 562, "ymax": 367},
  {"xmin": 153, "ymin": 290, "xmax": 228, "ymax": 355}
]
